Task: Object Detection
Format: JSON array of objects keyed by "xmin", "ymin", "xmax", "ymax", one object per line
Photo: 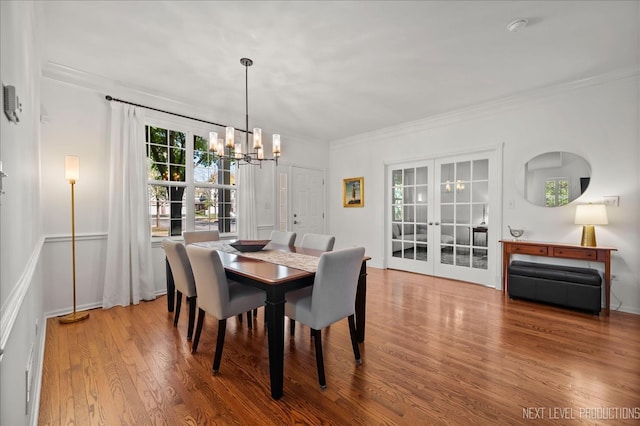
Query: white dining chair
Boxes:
[
  {"xmin": 300, "ymin": 233, "xmax": 335, "ymax": 251},
  {"xmin": 284, "ymin": 246, "xmax": 365, "ymax": 389},
  {"xmin": 186, "ymin": 245, "xmax": 266, "ymax": 373},
  {"xmin": 183, "ymin": 230, "xmax": 220, "ymax": 245},
  {"xmin": 269, "ymin": 230, "xmax": 296, "ymax": 246},
  {"xmin": 162, "ymin": 239, "xmax": 198, "ymax": 340}
]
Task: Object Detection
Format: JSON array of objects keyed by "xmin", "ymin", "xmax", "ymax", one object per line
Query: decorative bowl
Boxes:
[
  {"xmin": 230, "ymin": 240, "xmax": 270, "ymax": 252},
  {"xmin": 508, "ymin": 226, "xmax": 524, "ymax": 241}
]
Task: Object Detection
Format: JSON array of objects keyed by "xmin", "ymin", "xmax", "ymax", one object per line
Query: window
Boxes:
[
  {"xmin": 146, "ymin": 123, "xmax": 237, "ymax": 237},
  {"xmin": 545, "ymin": 177, "xmax": 569, "ymax": 207}
]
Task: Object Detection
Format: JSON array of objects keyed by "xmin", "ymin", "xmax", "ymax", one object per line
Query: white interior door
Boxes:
[
  {"xmin": 291, "ymin": 167, "xmax": 325, "ymax": 240},
  {"xmin": 387, "ymin": 150, "xmax": 497, "ymax": 287}
]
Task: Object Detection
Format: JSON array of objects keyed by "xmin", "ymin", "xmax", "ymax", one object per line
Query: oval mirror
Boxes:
[{"xmin": 518, "ymin": 151, "xmax": 591, "ymax": 207}]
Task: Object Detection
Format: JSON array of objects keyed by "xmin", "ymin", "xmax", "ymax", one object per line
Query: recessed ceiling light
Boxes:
[{"xmin": 507, "ymin": 19, "xmax": 528, "ymax": 33}]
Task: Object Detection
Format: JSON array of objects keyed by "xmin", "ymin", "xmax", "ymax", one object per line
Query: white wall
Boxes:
[
  {"xmin": 0, "ymin": 2, "xmax": 45, "ymax": 425},
  {"xmin": 38, "ymin": 68, "xmax": 330, "ymax": 315},
  {"xmin": 328, "ymin": 72, "xmax": 640, "ymax": 314}
]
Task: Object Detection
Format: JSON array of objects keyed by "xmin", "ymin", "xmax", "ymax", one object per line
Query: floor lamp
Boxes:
[{"xmin": 59, "ymin": 156, "xmax": 89, "ymax": 324}]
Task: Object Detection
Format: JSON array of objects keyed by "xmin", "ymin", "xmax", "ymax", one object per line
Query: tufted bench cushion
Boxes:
[{"xmin": 508, "ymin": 260, "xmax": 602, "ymax": 314}]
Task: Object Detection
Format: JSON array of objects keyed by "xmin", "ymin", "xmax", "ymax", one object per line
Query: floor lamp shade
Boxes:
[
  {"xmin": 574, "ymin": 204, "xmax": 608, "ymax": 247},
  {"xmin": 65, "ymin": 155, "xmax": 80, "ymax": 181},
  {"xmin": 60, "ymin": 155, "xmax": 89, "ymax": 324}
]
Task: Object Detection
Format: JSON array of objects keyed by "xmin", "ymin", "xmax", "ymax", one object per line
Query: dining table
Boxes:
[{"xmin": 165, "ymin": 241, "xmax": 369, "ymax": 400}]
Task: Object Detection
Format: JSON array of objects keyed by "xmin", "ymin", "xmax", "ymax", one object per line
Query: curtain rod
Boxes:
[{"xmin": 105, "ymin": 95, "xmax": 251, "ymax": 133}]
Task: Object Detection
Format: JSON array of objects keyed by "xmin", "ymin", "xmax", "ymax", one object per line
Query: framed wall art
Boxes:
[{"xmin": 343, "ymin": 177, "xmax": 364, "ymax": 207}]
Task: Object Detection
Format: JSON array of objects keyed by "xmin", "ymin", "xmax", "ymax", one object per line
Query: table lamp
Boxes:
[{"xmin": 574, "ymin": 203, "xmax": 608, "ymax": 247}]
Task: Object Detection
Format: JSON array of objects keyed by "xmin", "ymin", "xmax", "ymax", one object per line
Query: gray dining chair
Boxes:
[
  {"xmin": 269, "ymin": 230, "xmax": 296, "ymax": 246},
  {"xmin": 284, "ymin": 246, "xmax": 365, "ymax": 389},
  {"xmin": 183, "ymin": 230, "xmax": 220, "ymax": 245},
  {"xmin": 183, "ymin": 229, "xmax": 251, "ymax": 324},
  {"xmin": 186, "ymin": 245, "xmax": 267, "ymax": 373},
  {"xmin": 162, "ymin": 239, "xmax": 198, "ymax": 340},
  {"xmin": 300, "ymin": 233, "xmax": 335, "ymax": 251},
  {"xmin": 290, "ymin": 233, "xmax": 336, "ymax": 333}
]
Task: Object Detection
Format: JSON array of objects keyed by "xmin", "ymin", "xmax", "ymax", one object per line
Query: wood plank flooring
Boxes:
[{"xmin": 39, "ymin": 268, "xmax": 640, "ymax": 425}]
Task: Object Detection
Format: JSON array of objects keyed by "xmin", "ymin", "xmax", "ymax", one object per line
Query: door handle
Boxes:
[
  {"xmin": 435, "ymin": 222, "xmax": 440, "ymax": 226},
  {"xmin": 293, "ymin": 220, "xmax": 299, "ymax": 224},
  {"xmin": 428, "ymin": 222, "xmax": 433, "ymax": 225}
]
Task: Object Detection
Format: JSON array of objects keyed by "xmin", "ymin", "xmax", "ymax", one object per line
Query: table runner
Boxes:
[{"xmin": 194, "ymin": 242, "xmax": 319, "ymax": 273}]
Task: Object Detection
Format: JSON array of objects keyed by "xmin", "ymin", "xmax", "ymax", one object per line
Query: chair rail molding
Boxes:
[{"xmin": 0, "ymin": 237, "xmax": 45, "ymax": 359}]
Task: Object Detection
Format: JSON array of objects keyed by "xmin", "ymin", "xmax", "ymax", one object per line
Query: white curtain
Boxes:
[
  {"xmin": 102, "ymin": 103, "xmax": 155, "ymax": 308},
  {"xmin": 237, "ymin": 165, "xmax": 258, "ymax": 239}
]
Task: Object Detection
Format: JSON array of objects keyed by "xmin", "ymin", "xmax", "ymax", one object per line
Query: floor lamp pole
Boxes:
[{"xmin": 60, "ymin": 176, "xmax": 89, "ymax": 324}]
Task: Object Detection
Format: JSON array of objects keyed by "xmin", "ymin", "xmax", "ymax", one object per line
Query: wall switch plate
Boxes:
[
  {"xmin": 3, "ymin": 84, "xmax": 22, "ymax": 123},
  {"xmin": 603, "ymin": 196, "xmax": 619, "ymax": 207}
]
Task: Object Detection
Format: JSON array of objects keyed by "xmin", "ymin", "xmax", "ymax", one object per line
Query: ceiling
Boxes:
[{"xmin": 40, "ymin": 1, "xmax": 639, "ymax": 142}]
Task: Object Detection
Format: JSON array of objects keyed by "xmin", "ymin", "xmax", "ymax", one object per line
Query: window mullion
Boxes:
[{"xmin": 185, "ymin": 130, "xmax": 195, "ymax": 232}]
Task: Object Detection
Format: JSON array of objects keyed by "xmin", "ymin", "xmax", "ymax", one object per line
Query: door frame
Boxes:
[{"xmin": 383, "ymin": 144, "xmax": 504, "ymax": 289}]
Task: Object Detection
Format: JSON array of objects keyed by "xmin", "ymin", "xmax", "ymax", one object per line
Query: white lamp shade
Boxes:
[
  {"xmin": 575, "ymin": 204, "xmax": 608, "ymax": 225},
  {"xmin": 64, "ymin": 156, "xmax": 79, "ymax": 181},
  {"xmin": 209, "ymin": 132, "xmax": 218, "ymax": 151},
  {"xmin": 272, "ymin": 134, "xmax": 281, "ymax": 156},
  {"xmin": 216, "ymin": 139, "xmax": 225, "ymax": 156},
  {"xmin": 225, "ymin": 127, "xmax": 235, "ymax": 148},
  {"xmin": 252, "ymin": 128, "xmax": 262, "ymax": 149}
]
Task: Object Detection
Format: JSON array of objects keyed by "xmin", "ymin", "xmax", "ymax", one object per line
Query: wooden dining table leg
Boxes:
[
  {"xmin": 355, "ymin": 260, "xmax": 367, "ymax": 343},
  {"xmin": 265, "ymin": 293, "xmax": 286, "ymax": 400}
]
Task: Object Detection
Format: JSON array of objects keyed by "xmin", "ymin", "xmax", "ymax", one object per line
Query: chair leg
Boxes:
[
  {"xmin": 348, "ymin": 314, "xmax": 362, "ymax": 364},
  {"xmin": 174, "ymin": 291, "xmax": 183, "ymax": 327},
  {"xmin": 237, "ymin": 314, "xmax": 243, "ymax": 323},
  {"xmin": 212, "ymin": 318, "xmax": 227, "ymax": 374},
  {"xmin": 187, "ymin": 297, "xmax": 197, "ymax": 340},
  {"xmin": 290, "ymin": 318, "xmax": 295, "ymax": 337},
  {"xmin": 312, "ymin": 329, "xmax": 326, "ymax": 389},
  {"xmin": 192, "ymin": 308, "xmax": 206, "ymax": 353},
  {"xmin": 246, "ymin": 311, "xmax": 252, "ymax": 329},
  {"xmin": 253, "ymin": 308, "xmax": 258, "ymax": 317}
]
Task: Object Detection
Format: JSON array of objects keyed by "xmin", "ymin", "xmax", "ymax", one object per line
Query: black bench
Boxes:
[{"xmin": 508, "ymin": 260, "xmax": 602, "ymax": 314}]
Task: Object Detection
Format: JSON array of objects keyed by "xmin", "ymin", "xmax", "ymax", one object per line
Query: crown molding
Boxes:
[
  {"xmin": 331, "ymin": 65, "xmax": 640, "ymax": 150},
  {"xmin": 41, "ymin": 61, "xmax": 324, "ymax": 146}
]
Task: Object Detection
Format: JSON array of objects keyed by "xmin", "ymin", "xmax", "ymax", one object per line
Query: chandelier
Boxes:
[{"xmin": 208, "ymin": 58, "xmax": 281, "ymax": 166}]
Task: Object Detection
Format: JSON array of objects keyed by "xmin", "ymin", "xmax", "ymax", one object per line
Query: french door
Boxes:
[{"xmin": 386, "ymin": 151, "xmax": 498, "ymax": 287}]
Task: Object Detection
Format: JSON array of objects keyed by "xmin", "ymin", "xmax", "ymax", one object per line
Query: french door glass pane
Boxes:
[
  {"xmin": 473, "ymin": 159, "xmax": 489, "ymax": 180},
  {"xmin": 416, "ymin": 167, "xmax": 428, "ymax": 184},
  {"xmin": 416, "ymin": 205, "xmax": 428, "ymax": 223}
]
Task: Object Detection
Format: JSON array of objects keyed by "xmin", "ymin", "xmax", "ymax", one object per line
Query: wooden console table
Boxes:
[{"xmin": 500, "ymin": 240, "xmax": 617, "ymax": 314}]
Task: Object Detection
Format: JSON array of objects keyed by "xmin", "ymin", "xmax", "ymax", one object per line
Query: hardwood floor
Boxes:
[{"xmin": 39, "ymin": 268, "xmax": 640, "ymax": 425}]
